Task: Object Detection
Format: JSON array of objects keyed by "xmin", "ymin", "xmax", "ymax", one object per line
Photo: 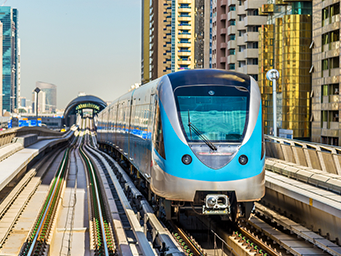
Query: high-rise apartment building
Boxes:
[
  {"xmin": 142, "ymin": 0, "xmax": 211, "ymax": 82},
  {"xmin": 258, "ymin": 1, "xmax": 312, "ymax": 139},
  {"xmin": 33, "ymin": 82, "xmax": 57, "ymax": 113},
  {"xmin": 211, "ymin": 0, "xmax": 267, "ymax": 80},
  {"xmin": 0, "ymin": 7, "xmax": 18, "ymax": 113},
  {"xmin": 141, "ymin": 0, "xmax": 150, "ymax": 84},
  {"xmin": 311, "ymin": 1, "xmax": 340, "ymax": 145},
  {"xmin": 0, "ymin": 22, "xmax": 3, "ymax": 116}
]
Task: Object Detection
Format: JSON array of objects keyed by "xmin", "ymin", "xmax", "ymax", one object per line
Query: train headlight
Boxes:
[
  {"xmin": 181, "ymin": 154, "xmax": 192, "ymax": 165},
  {"xmin": 239, "ymin": 155, "xmax": 248, "ymax": 165},
  {"xmin": 206, "ymin": 196, "xmax": 217, "ymax": 208}
]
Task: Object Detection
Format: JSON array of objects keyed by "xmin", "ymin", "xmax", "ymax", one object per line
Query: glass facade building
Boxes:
[
  {"xmin": 34, "ymin": 82, "xmax": 57, "ymax": 113},
  {"xmin": 258, "ymin": 1, "xmax": 312, "ymax": 139},
  {"xmin": 0, "ymin": 7, "xmax": 18, "ymax": 113}
]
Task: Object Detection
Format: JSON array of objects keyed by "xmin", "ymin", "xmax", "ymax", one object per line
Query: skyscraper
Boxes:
[
  {"xmin": 33, "ymin": 82, "xmax": 57, "ymax": 113},
  {"xmin": 142, "ymin": 0, "xmax": 210, "ymax": 82},
  {"xmin": 0, "ymin": 7, "xmax": 18, "ymax": 113},
  {"xmin": 211, "ymin": 0, "xmax": 267, "ymax": 80}
]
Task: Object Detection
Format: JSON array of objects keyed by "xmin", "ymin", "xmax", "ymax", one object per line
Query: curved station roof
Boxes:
[{"xmin": 63, "ymin": 95, "xmax": 107, "ymax": 118}]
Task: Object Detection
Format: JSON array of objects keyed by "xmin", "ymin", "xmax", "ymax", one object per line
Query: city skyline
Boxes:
[{"xmin": 6, "ymin": 0, "xmax": 141, "ymax": 109}]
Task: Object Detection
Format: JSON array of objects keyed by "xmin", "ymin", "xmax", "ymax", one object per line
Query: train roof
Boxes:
[{"xmin": 166, "ymin": 69, "xmax": 251, "ymax": 90}]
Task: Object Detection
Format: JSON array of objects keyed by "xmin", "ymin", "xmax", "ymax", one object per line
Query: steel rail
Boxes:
[
  {"xmin": 236, "ymin": 223, "xmax": 278, "ymax": 256},
  {"xmin": 79, "ymin": 144, "xmax": 110, "ymax": 256},
  {"xmin": 84, "ymin": 144, "xmax": 157, "ymax": 256},
  {"xmin": 26, "ymin": 149, "xmax": 69, "ymax": 256}
]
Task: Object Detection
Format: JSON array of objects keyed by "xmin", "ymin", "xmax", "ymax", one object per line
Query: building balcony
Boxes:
[
  {"xmin": 178, "ymin": 59, "xmax": 192, "ymax": 65},
  {"xmin": 243, "ymin": 64, "xmax": 258, "ymax": 74},
  {"xmin": 244, "ymin": 15, "xmax": 267, "ymax": 26},
  {"xmin": 178, "ymin": 42, "xmax": 192, "ymax": 48},
  {"xmin": 331, "ymin": 68, "xmax": 339, "ymax": 77},
  {"xmin": 163, "ymin": 45, "xmax": 171, "ymax": 51},
  {"xmin": 221, "ymin": 14, "xmax": 227, "ymax": 20},
  {"xmin": 244, "ymin": 0, "xmax": 264, "ymax": 10},
  {"xmin": 322, "ymin": 122, "xmax": 339, "ymax": 136},
  {"xmin": 228, "ymin": 10, "xmax": 236, "ymax": 20},
  {"xmin": 243, "ymin": 32, "xmax": 259, "ymax": 42},
  {"xmin": 228, "ymin": 55, "xmax": 236, "ymax": 64},
  {"xmin": 329, "ymin": 95, "xmax": 339, "ymax": 103},
  {"xmin": 178, "ymin": 7, "xmax": 191, "ymax": 12},
  {"xmin": 236, "ymin": 20, "xmax": 245, "ymax": 29},
  {"xmin": 178, "ymin": 0, "xmax": 192, "ymax": 3},
  {"xmin": 321, "ymin": 98, "xmax": 339, "ymax": 111},
  {"xmin": 322, "ymin": 18, "xmax": 340, "ymax": 34},
  {"xmin": 228, "ymin": 0, "xmax": 237, "ymax": 5},
  {"xmin": 178, "ymin": 16, "xmax": 191, "ymax": 22},
  {"xmin": 228, "ymin": 26, "xmax": 236, "ymax": 35},
  {"xmin": 237, "ymin": 52, "xmax": 245, "ymax": 61},
  {"xmin": 220, "ymin": 42, "xmax": 227, "ymax": 49},
  {"xmin": 236, "ymin": 36, "xmax": 244, "ymax": 45},
  {"xmin": 220, "ymin": 57, "xmax": 227, "ymax": 63},
  {"xmin": 179, "ymin": 24, "xmax": 191, "ymax": 28},
  {"xmin": 178, "ymin": 33, "xmax": 191, "ymax": 39},
  {"xmin": 243, "ymin": 49, "xmax": 259, "ymax": 59},
  {"xmin": 220, "ymin": 28, "xmax": 227, "ymax": 34},
  {"xmin": 227, "ymin": 40, "xmax": 236, "ymax": 49},
  {"xmin": 322, "ymin": 68, "xmax": 339, "ymax": 78},
  {"xmin": 178, "ymin": 51, "xmax": 191, "ymax": 56},
  {"xmin": 237, "ymin": 5, "xmax": 246, "ymax": 15}
]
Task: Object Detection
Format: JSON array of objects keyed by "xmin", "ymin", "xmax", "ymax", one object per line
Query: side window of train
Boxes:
[{"xmin": 152, "ymin": 99, "xmax": 166, "ymax": 159}]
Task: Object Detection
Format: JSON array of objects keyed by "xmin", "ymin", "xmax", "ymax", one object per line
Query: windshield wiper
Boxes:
[{"xmin": 188, "ymin": 110, "xmax": 217, "ymax": 151}]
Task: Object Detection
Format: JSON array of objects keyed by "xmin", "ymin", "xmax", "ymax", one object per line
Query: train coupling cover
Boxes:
[{"xmin": 202, "ymin": 194, "xmax": 230, "ymax": 215}]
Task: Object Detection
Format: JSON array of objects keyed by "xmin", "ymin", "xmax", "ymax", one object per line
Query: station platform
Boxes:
[{"xmin": 0, "ymin": 131, "xmax": 74, "ymax": 192}]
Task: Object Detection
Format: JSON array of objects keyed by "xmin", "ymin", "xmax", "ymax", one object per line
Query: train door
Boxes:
[
  {"xmin": 107, "ymin": 107, "xmax": 110, "ymax": 142},
  {"xmin": 114, "ymin": 103, "xmax": 119, "ymax": 145},
  {"xmin": 127, "ymin": 94, "xmax": 134, "ymax": 159},
  {"xmin": 145, "ymin": 91, "xmax": 156, "ymax": 177}
]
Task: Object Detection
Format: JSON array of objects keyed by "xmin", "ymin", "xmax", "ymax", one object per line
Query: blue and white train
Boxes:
[{"xmin": 97, "ymin": 69, "xmax": 265, "ymax": 220}]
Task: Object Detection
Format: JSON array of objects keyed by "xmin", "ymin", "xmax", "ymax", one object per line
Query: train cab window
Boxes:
[
  {"xmin": 175, "ymin": 85, "xmax": 249, "ymax": 143},
  {"xmin": 152, "ymin": 99, "xmax": 166, "ymax": 159}
]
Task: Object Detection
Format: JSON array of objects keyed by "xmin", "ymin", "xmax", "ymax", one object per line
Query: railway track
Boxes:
[
  {"xmin": 0, "ymin": 145, "xmax": 66, "ymax": 254},
  {"xmin": 17, "ymin": 132, "xmax": 116, "ymax": 256},
  {"xmin": 79, "ymin": 140, "xmax": 116, "ymax": 256},
  {"xmin": 20, "ymin": 148, "xmax": 70, "ymax": 255},
  {"xmin": 1, "ymin": 118, "xmax": 340, "ymax": 256},
  {"xmin": 97, "ymin": 136, "xmax": 341, "ymax": 256}
]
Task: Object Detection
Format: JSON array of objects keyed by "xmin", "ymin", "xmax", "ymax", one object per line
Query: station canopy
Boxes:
[{"xmin": 63, "ymin": 95, "xmax": 107, "ymax": 119}]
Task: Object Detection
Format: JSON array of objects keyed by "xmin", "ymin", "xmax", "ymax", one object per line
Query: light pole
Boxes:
[
  {"xmin": 266, "ymin": 69, "xmax": 280, "ymax": 137},
  {"xmin": 34, "ymin": 87, "xmax": 41, "ymax": 126}
]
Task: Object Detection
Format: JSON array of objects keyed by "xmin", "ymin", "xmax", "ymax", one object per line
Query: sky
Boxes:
[{"xmin": 7, "ymin": 0, "xmax": 141, "ymax": 109}]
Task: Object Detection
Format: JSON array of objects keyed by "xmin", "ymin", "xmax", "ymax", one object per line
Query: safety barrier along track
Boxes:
[
  {"xmin": 20, "ymin": 149, "xmax": 70, "ymax": 256},
  {"xmin": 79, "ymin": 142, "xmax": 115, "ymax": 256}
]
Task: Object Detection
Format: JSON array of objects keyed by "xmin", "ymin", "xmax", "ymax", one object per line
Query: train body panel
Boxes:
[{"xmin": 97, "ymin": 69, "xmax": 265, "ymax": 216}]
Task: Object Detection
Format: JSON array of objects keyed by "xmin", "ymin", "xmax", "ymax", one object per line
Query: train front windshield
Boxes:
[{"xmin": 175, "ymin": 85, "xmax": 249, "ymax": 142}]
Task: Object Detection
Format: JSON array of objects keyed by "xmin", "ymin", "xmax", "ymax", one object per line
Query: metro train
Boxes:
[{"xmin": 97, "ymin": 69, "xmax": 265, "ymax": 220}]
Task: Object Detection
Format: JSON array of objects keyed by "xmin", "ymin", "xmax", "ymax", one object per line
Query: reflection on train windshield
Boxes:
[{"xmin": 176, "ymin": 85, "xmax": 249, "ymax": 142}]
